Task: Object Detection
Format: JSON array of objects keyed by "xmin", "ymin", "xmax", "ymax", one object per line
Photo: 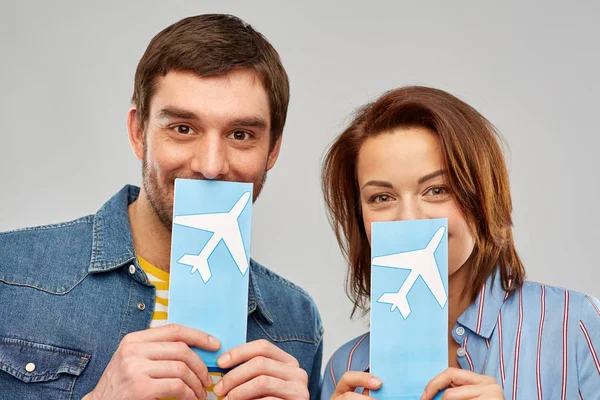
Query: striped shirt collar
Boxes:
[{"xmin": 457, "ymin": 270, "xmax": 510, "ymax": 339}]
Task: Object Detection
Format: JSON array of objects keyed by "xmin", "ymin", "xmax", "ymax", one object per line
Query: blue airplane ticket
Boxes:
[
  {"xmin": 168, "ymin": 178, "xmax": 252, "ymax": 368},
  {"xmin": 370, "ymin": 218, "xmax": 448, "ymax": 399}
]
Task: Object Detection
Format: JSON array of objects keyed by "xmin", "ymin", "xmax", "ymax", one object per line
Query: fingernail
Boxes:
[
  {"xmin": 213, "ymin": 381, "xmax": 223, "ymax": 394},
  {"xmin": 217, "ymin": 353, "xmax": 230, "ymax": 367},
  {"xmin": 222, "ymin": 396, "xmax": 228, "ymax": 400},
  {"xmin": 208, "ymin": 335, "xmax": 220, "ymax": 347},
  {"xmin": 370, "ymin": 377, "xmax": 382, "ymax": 386}
]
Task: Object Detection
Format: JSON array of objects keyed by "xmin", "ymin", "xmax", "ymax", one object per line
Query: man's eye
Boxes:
[
  {"xmin": 229, "ymin": 131, "xmax": 251, "ymax": 141},
  {"xmin": 173, "ymin": 125, "xmax": 194, "ymax": 135}
]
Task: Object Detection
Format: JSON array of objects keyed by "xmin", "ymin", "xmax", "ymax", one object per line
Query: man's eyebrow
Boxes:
[
  {"xmin": 361, "ymin": 180, "xmax": 393, "ymax": 190},
  {"xmin": 418, "ymin": 169, "xmax": 446, "ymax": 185},
  {"xmin": 157, "ymin": 106, "xmax": 200, "ymax": 120},
  {"xmin": 156, "ymin": 108, "xmax": 268, "ymax": 130},
  {"xmin": 229, "ymin": 116, "xmax": 268, "ymax": 130}
]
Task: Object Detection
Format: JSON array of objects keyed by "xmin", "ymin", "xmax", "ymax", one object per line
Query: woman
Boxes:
[{"xmin": 320, "ymin": 86, "xmax": 600, "ymax": 399}]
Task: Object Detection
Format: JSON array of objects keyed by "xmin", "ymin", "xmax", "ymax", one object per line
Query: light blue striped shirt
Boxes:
[{"xmin": 321, "ymin": 273, "xmax": 600, "ymax": 399}]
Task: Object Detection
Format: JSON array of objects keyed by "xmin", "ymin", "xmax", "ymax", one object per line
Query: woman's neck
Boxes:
[{"xmin": 448, "ymin": 265, "xmax": 472, "ymax": 332}]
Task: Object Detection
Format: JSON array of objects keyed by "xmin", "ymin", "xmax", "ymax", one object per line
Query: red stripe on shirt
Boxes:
[
  {"xmin": 329, "ymin": 354, "xmax": 337, "ymax": 387},
  {"xmin": 347, "ymin": 334, "xmax": 367, "ymax": 371},
  {"xmin": 580, "ymin": 320, "xmax": 600, "ymax": 375},
  {"xmin": 561, "ymin": 290, "xmax": 570, "ymax": 400},
  {"xmin": 512, "ymin": 287, "xmax": 524, "ymax": 400},
  {"xmin": 536, "ymin": 285, "xmax": 546, "ymax": 400},
  {"xmin": 586, "ymin": 296, "xmax": 600, "ymax": 317},
  {"xmin": 464, "ymin": 335, "xmax": 474, "ymax": 371},
  {"xmin": 498, "ymin": 288, "xmax": 511, "ymax": 388},
  {"xmin": 329, "ymin": 353, "xmax": 337, "ymax": 388},
  {"xmin": 498, "ymin": 311, "xmax": 505, "ymax": 387},
  {"xmin": 476, "ymin": 280, "xmax": 486, "ymax": 334}
]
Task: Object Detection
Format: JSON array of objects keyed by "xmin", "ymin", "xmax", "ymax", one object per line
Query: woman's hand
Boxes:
[
  {"xmin": 421, "ymin": 368, "xmax": 504, "ymax": 399},
  {"xmin": 330, "ymin": 371, "xmax": 382, "ymax": 400}
]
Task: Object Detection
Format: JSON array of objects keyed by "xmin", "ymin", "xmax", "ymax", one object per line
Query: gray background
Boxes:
[{"xmin": 1, "ymin": 1, "xmax": 599, "ymax": 368}]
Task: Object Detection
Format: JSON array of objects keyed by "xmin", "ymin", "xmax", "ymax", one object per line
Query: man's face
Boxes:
[{"xmin": 137, "ymin": 69, "xmax": 280, "ymax": 230}]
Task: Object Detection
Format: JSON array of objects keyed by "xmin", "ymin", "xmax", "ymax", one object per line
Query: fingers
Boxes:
[
  {"xmin": 213, "ymin": 356, "xmax": 306, "ymax": 397},
  {"xmin": 335, "ymin": 393, "xmax": 375, "ymax": 400},
  {"xmin": 218, "ymin": 339, "xmax": 297, "ymax": 369},
  {"xmin": 151, "ymin": 378, "xmax": 199, "ymax": 400},
  {"xmin": 146, "ymin": 360, "xmax": 206, "ymax": 400},
  {"xmin": 332, "ymin": 372, "xmax": 381, "ymax": 398},
  {"xmin": 124, "ymin": 323, "xmax": 221, "ymax": 351},
  {"xmin": 143, "ymin": 341, "xmax": 212, "ymax": 388},
  {"xmin": 222, "ymin": 375, "xmax": 307, "ymax": 400},
  {"xmin": 422, "ymin": 368, "xmax": 499, "ymax": 400},
  {"xmin": 440, "ymin": 385, "xmax": 481, "ymax": 400}
]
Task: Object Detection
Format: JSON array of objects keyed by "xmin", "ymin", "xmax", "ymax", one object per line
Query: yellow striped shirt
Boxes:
[
  {"xmin": 138, "ymin": 255, "xmax": 169, "ymax": 328},
  {"xmin": 137, "ymin": 256, "xmax": 222, "ymax": 400}
]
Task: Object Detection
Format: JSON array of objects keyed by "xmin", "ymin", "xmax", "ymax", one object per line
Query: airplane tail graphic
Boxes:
[
  {"xmin": 230, "ymin": 192, "xmax": 251, "ymax": 218},
  {"xmin": 378, "ymin": 291, "xmax": 411, "ymax": 319},
  {"xmin": 178, "ymin": 253, "xmax": 212, "ymax": 283},
  {"xmin": 426, "ymin": 226, "xmax": 445, "ymax": 253}
]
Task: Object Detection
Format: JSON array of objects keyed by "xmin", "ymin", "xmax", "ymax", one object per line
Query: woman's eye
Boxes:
[
  {"xmin": 229, "ymin": 131, "xmax": 251, "ymax": 140},
  {"xmin": 372, "ymin": 194, "xmax": 392, "ymax": 203},
  {"xmin": 426, "ymin": 186, "xmax": 448, "ymax": 196},
  {"xmin": 173, "ymin": 125, "xmax": 194, "ymax": 135}
]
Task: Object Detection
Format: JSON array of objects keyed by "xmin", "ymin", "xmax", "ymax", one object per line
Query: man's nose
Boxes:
[{"xmin": 190, "ymin": 134, "xmax": 230, "ymax": 180}]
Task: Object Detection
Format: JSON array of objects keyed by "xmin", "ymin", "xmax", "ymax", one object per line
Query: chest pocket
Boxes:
[{"xmin": 0, "ymin": 337, "xmax": 90, "ymax": 400}]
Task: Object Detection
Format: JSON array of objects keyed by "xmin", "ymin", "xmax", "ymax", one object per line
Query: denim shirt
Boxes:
[
  {"xmin": 0, "ymin": 185, "xmax": 323, "ymax": 400},
  {"xmin": 321, "ymin": 273, "xmax": 600, "ymax": 400}
]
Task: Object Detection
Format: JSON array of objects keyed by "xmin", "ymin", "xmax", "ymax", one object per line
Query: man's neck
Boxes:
[{"xmin": 128, "ymin": 187, "xmax": 172, "ymax": 273}]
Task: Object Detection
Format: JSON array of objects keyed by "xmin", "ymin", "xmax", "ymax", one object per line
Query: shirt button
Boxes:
[
  {"xmin": 136, "ymin": 302, "xmax": 146, "ymax": 311},
  {"xmin": 25, "ymin": 362, "xmax": 36, "ymax": 372},
  {"xmin": 456, "ymin": 327, "xmax": 465, "ymax": 336},
  {"xmin": 457, "ymin": 347, "xmax": 466, "ymax": 357},
  {"xmin": 128, "ymin": 265, "xmax": 136, "ymax": 275}
]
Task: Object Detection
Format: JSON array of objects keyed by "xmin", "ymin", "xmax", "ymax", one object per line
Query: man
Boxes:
[{"xmin": 0, "ymin": 14, "xmax": 323, "ymax": 400}]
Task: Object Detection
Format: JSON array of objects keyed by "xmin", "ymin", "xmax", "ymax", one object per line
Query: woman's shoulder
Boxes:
[
  {"xmin": 320, "ymin": 332, "xmax": 370, "ymax": 399},
  {"xmin": 328, "ymin": 332, "xmax": 370, "ymax": 373},
  {"xmin": 516, "ymin": 282, "xmax": 600, "ymax": 393},
  {"xmin": 518, "ymin": 280, "xmax": 600, "ymax": 314}
]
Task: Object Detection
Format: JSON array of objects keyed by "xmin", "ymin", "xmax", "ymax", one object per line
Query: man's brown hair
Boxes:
[
  {"xmin": 322, "ymin": 86, "xmax": 525, "ymax": 315},
  {"xmin": 132, "ymin": 14, "xmax": 289, "ymax": 148}
]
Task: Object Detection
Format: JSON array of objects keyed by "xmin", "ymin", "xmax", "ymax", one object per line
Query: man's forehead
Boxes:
[{"xmin": 149, "ymin": 70, "xmax": 270, "ymax": 122}]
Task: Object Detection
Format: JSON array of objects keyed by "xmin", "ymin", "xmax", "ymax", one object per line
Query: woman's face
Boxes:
[{"xmin": 357, "ymin": 126, "xmax": 475, "ymax": 276}]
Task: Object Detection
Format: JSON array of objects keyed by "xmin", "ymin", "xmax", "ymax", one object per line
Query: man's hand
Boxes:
[
  {"xmin": 212, "ymin": 339, "xmax": 309, "ymax": 400},
  {"xmin": 84, "ymin": 324, "xmax": 221, "ymax": 400}
]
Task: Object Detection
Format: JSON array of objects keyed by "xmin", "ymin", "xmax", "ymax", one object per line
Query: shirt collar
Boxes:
[
  {"xmin": 87, "ymin": 184, "xmax": 271, "ymax": 321},
  {"xmin": 456, "ymin": 269, "xmax": 509, "ymax": 339},
  {"xmin": 247, "ymin": 260, "xmax": 274, "ymax": 324}
]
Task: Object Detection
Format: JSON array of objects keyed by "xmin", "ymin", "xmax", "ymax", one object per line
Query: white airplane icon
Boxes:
[
  {"xmin": 373, "ymin": 226, "xmax": 447, "ymax": 319},
  {"xmin": 173, "ymin": 191, "xmax": 251, "ymax": 283}
]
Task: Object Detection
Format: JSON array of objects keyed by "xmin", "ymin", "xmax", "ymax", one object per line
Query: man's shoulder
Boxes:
[
  {"xmin": 0, "ymin": 214, "xmax": 95, "ymax": 251},
  {"xmin": 250, "ymin": 259, "xmax": 316, "ymax": 303},
  {"xmin": 0, "ymin": 215, "xmax": 95, "ymax": 292},
  {"xmin": 249, "ymin": 259, "xmax": 323, "ymax": 344}
]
